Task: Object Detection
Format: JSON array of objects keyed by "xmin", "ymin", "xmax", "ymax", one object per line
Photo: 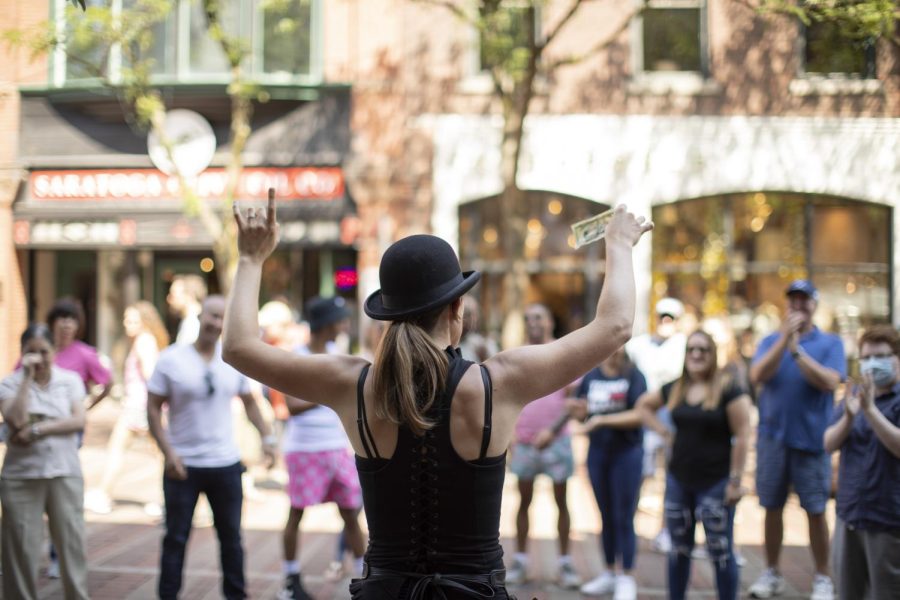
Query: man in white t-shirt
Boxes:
[
  {"xmin": 278, "ymin": 296, "xmax": 365, "ymax": 600},
  {"xmin": 625, "ymin": 297, "xmax": 687, "ymax": 554},
  {"xmin": 148, "ymin": 296, "xmax": 276, "ymax": 600}
]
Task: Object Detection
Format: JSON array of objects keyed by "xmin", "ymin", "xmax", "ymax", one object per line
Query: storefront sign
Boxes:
[{"xmin": 29, "ymin": 167, "xmax": 344, "ymax": 202}]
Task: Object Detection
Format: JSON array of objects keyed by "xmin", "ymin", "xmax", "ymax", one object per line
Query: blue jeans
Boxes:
[
  {"xmin": 159, "ymin": 462, "xmax": 245, "ymax": 600},
  {"xmin": 665, "ymin": 474, "xmax": 738, "ymax": 600},
  {"xmin": 587, "ymin": 442, "xmax": 643, "ymax": 570}
]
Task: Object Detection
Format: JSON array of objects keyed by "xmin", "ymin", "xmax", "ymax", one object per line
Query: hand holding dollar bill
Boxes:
[{"xmin": 571, "ymin": 208, "xmax": 615, "ymax": 249}]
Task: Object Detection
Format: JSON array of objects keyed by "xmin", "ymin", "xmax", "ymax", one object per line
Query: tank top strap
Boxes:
[
  {"xmin": 440, "ymin": 348, "xmax": 493, "ymax": 459},
  {"xmin": 356, "ymin": 364, "xmax": 380, "ymax": 459}
]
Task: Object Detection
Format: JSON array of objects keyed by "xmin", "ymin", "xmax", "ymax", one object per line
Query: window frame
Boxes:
[
  {"xmin": 51, "ymin": 0, "xmax": 322, "ymax": 88},
  {"xmin": 629, "ymin": 0, "xmax": 717, "ymax": 96},
  {"xmin": 789, "ymin": 17, "xmax": 881, "ymax": 96}
]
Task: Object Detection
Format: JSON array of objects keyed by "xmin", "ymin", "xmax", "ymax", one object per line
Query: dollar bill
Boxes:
[{"xmin": 571, "ymin": 208, "xmax": 615, "ymax": 248}]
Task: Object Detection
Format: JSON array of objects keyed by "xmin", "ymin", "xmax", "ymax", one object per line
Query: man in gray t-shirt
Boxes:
[{"xmin": 148, "ymin": 295, "xmax": 276, "ymax": 600}]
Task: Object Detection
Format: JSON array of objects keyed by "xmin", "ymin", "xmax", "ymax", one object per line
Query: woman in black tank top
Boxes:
[{"xmin": 223, "ymin": 195, "xmax": 652, "ymax": 599}]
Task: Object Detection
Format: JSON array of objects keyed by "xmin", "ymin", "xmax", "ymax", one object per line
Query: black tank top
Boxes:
[{"xmin": 355, "ymin": 347, "xmax": 506, "ymax": 575}]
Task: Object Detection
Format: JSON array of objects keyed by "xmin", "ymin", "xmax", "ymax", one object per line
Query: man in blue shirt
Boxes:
[
  {"xmin": 748, "ymin": 280, "xmax": 845, "ymax": 600},
  {"xmin": 824, "ymin": 324, "xmax": 900, "ymax": 600}
]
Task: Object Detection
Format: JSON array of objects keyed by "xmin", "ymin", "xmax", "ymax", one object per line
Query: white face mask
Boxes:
[{"xmin": 860, "ymin": 356, "xmax": 897, "ymax": 389}]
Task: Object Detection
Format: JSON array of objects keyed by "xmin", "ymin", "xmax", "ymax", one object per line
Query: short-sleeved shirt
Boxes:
[
  {"xmin": 577, "ymin": 366, "xmax": 646, "ymax": 449},
  {"xmin": 754, "ymin": 327, "xmax": 846, "ymax": 452},
  {"xmin": 831, "ymin": 383, "xmax": 900, "ymax": 530},
  {"xmin": 147, "ymin": 343, "xmax": 250, "ymax": 468},
  {"xmin": 15, "ymin": 340, "xmax": 111, "ymax": 389},
  {"xmin": 0, "ymin": 366, "xmax": 85, "ymax": 479},
  {"xmin": 282, "ymin": 343, "xmax": 350, "ymax": 453},
  {"xmin": 664, "ymin": 379, "xmax": 745, "ymax": 489},
  {"xmin": 515, "ymin": 385, "xmax": 574, "ymax": 445},
  {"xmin": 626, "ymin": 333, "xmax": 686, "ymax": 392}
]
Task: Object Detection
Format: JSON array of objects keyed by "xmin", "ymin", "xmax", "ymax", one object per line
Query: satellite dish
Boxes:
[{"xmin": 148, "ymin": 109, "xmax": 217, "ymax": 177}]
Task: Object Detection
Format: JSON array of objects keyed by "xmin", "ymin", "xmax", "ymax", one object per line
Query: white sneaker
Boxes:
[
  {"xmin": 810, "ymin": 574, "xmax": 834, "ymax": 600},
  {"xmin": 558, "ymin": 561, "xmax": 581, "ymax": 589},
  {"xmin": 613, "ymin": 574, "xmax": 637, "ymax": 600},
  {"xmin": 749, "ymin": 568, "xmax": 786, "ymax": 598},
  {"xmin": 506, "ymin": 558, "xmax": 527, "ymax": 585},
  {"xmin": 143, "ymin": 502, "xmax": 163, "ymax": 518},
  {"xmin": 45, "ymin": 558, "xmax": 60, "ymax": 579},
  {"xmin": 580, "ymin": 571, "xmax": 616, "ymax": 596},
  {"xmin": 84, "ymin": 489, "xmax": 112, "ymax": 514},
  {"xmin": 652, "ymin": 529, "xmax": 672, "ymax": 553},
  {"xmin": 691, "ymin": 546, "xmax": 709, "ymax": 560}
]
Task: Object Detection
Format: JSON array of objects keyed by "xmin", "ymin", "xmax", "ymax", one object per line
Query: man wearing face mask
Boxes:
[
  {"xmin": 824, "ymin": 325, "xmax": 900, "ymax": 600},
  {"xmin": 749, "ymin": 280, "xmax": 846, "ymax": 600}
]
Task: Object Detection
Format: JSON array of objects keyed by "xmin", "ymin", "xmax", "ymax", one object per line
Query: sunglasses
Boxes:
[{"xmin": 204, "ymin": 371, "xmax": 215, "ymax": 397}]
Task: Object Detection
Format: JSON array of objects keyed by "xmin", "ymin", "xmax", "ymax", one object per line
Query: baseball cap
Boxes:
[
  {"xmin": 655, "ymin": 297, "xmax": 684, "ymax": 319},
  {"xmin": 785, "ymin": 279, "xmax": 818, "ymax": 300},
  {"xmin": 306, "ymin": 296, "xmax": 350, "ymax": 332}
]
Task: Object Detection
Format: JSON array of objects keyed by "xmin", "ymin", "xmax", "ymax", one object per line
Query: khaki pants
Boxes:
[
  {"xmin": 833, "ymin": 520, "xmax": 900, "ymax": 600},
  {"xmin": 1, "ymin": 476, "xmax": 89, "ymax": 600}
]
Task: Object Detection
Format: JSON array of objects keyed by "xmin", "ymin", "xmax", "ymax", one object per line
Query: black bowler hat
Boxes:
[
  {"xmin": 307, "ymin": 296, "xmax": 349, "ymax": 332},
  {"xmin": 365, "ymin": 234, "xmax": 481, "ymax": 321}
]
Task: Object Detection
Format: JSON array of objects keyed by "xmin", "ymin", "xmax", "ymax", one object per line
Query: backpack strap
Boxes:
[{"xmin": 356, "ymin": 364, "xmax": 381, "ymax": 459}]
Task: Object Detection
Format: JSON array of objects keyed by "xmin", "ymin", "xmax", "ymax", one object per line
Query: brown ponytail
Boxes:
[{"xmin": 372, "ymin": 306, "xmax": 449, "ymax": 436}]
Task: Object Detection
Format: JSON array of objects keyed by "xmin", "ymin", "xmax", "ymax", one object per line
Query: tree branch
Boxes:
[
  {"xmin": 540, "ymin": 0, "xmax": 588, "ymax": 54},
  {"xmin": 543, "ymin": 1, "xmax": 645, "ymax": 71}
]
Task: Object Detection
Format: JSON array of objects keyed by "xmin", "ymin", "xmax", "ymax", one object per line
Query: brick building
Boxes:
[{"xmin": 0, "ymin": 0, "xmax": 897, "ymax": 370}]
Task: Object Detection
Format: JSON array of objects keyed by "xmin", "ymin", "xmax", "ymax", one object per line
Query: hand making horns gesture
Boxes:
[{"xmin": 233, "ymin": 189, "xmax": 280, "ymax": 264}]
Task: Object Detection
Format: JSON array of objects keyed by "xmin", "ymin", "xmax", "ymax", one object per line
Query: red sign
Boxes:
[{"xmin": 29, "ymin": 167, "xmax": 345, "ymax": 202}]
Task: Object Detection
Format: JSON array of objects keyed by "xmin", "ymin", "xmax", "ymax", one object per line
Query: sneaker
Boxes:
[
  {"xmin": 323, "ymin": 560, "xmax": 345, "ymax": 582},
  {"xmin": 45, "ymin": 558, "xmax": 60, "ymax": 579},
  {"xmin": 558, "ymin": 561, "xmax": 581, "ymax": 589},
  {"xmin": 691, "ymin": 546, "xmax": 709, "ymax": 560},
  {"xmin": 506, "ymin": 558, "xmax": 527, "ymax": 585},
  {"xmin": 652, "ymin": 528, "xmax": 672, "ymax": 553},
  {"xmin": 810, "ymin": 574, "xmax": 834, "ymax": 600},
  {"xmin": 143, "ymin": 502, "xmax": 163, "ymax": 518},
  {"xmin": 277, "ymin": 574, "xmax": 312, "ymax": 600},
  {"xmin": 613, "ymin": 574, "xmax": 637, "ymax": 600},
  {"xmin": 580, "ymin": 571, "xmax": 616, "ymax": 596},
  {"xmin": 735, "ymin": 551, "xmax": 747, "ymax": 567},
  {"xmin": 84, "ymin": 489, "xmax": 112, "ymax": 515},
  {"xmin": 749, "ymin": 568, "xmax": 786, "ymax": 598}
]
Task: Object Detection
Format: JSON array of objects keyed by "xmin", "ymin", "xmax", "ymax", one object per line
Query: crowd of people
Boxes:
[{"xmin": 0, "ymin": 199, "xmax": 897, "ymax": 600}]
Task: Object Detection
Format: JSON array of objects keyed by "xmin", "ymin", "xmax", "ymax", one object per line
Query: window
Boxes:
[
  {"xmin": 803, "ymin": 20, "xmax": 876, "ymax": 78},
  {"xmin": 652, "ymin": 194, "xmax": 891, "ymax": 357},
  {"xmin": 478, "ymin": 1, "xmax": 539, "ymax": 73},
  {"xmin": 57, "ymin": 0, "xmax": 319, "ymax": 85},
  {"xmin": 638, "ymin": 0, "xmax": 706, "ymax": 74}
]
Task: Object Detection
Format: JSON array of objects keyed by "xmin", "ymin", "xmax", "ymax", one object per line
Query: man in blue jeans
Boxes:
[
  {"xmin": 749, "ymin": 280, "xmax": 845, "ymax": 600},
  {"xmin": 148, "ymin": 295, "xmax": 276, "ymax": 599}
]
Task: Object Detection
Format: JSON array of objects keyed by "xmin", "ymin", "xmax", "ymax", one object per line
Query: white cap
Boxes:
[{"xmin": 655, "ymin": 297, "xmax": 684, "ymax": 319}]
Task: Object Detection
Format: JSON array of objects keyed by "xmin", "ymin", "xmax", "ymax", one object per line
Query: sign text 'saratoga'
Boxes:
[{"xmin": 29, "ymin": 167, "xmax": 345, "ymax": 202}]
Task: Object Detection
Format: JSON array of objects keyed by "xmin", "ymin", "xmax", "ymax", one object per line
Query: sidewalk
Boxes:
[{"xmin": 10, "ymin": 401, "xmax": 828, "ymax": 599}]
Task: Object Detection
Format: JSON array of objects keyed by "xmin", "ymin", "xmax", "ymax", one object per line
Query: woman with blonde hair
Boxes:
[
  {"xmin": 223, "ymin": 197, "xmax": 652, "ymax": 598},
  {"xmin": 85, "ymin": 301, "xmax": 169, "ymax": 515},
  {"xmin": 637, "ymin": 329, "xmax": 752, "ymax": 600}
]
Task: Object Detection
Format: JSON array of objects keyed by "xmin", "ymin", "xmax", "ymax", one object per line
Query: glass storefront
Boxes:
[
  {"xmin": 652, "ymin": 192, "xmax": 891, "ymax": 358},
  {"xmin": 458, "ymin": 191, "xmax": 608, "ymax": 341}
]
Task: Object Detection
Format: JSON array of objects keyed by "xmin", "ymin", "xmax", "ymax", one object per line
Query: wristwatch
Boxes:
[
  {"xmin": 791, "ymin": 348, "xmax": 802, "ymax": 360},
  {"xmin": 30, "ymin": 423, "xmax": 42, "ymax": 439}
]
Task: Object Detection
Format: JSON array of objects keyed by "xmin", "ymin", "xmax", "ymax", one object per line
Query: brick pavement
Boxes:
[{"xmin": 3, "ymin": 401, "xmax": 830, "ymax": 599}]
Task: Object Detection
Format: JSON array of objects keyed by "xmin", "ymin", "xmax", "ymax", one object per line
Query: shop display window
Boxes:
[{"xmin": 652, "ymin": 193, "xmax": 892, "ymax": 359}]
